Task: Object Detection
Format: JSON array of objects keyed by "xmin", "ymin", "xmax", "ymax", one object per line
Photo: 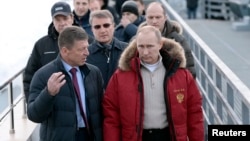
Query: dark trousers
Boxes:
[
  {"xmin": 187, "ymin": 7, "xmax": 197, "ymax": 19},
  {"xmin": 142, "ymin": 127, "xmax": 170, "ymax": 141},
  {"xmin": 75, "ymin": 127, "xmax": 90, "ymax": 141}
]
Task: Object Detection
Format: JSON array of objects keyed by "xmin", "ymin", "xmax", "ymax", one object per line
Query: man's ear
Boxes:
[{"xmin": 60, "ymin": 46, "xmax": 68, "ymax": 55}]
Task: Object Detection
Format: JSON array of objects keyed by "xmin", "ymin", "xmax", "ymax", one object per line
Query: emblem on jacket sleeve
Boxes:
[{"xmin": 176, "ymin": 93, "xmax": 184, "ymax": 103}]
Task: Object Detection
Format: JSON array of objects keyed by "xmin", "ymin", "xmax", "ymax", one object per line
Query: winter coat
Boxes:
[
  {"xmin": 140, "ymin": 20, "xmax": 196, "ymax": 78},
  {"xmin": 103, "ymin": 38, "xmax": 204, "ymax": 141},
  {"xmin": 73, "ymin": 10, "xmax": 93, "ymax": 37},
  {"xmin": 27, "ymin": 55, "xmax": 104, "ymax": 141},
  {"xmin": 23, "ymin": 23, "xmax": 59, "ymax": 103},
  {"xmin": 23, "ymin": 22, "xmax": 93, "ymax": 103},
  {"xmin": 114, "ymin": 15, "xmax": 145, "ymax": 43},
  {"xmin": 86, "ymin": 38, "xmax": 128, "ymax": 88},
  {"xmin": 186, "ymin": 0, "xmax": 199, "ymax": 9}
]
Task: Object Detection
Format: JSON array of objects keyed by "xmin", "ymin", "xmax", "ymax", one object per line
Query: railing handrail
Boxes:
[
  {"xmin": 0, "ymin": 94, "xmax": 25, "ymax": 122},
  {"xmin": 159, "ymin": 0, "xmax": 250, "ymax": 98},
  {"xmin": 0, "ymin": 68, "xmax": 24, "ymax": 90},
  {"xmin": 0, "ymin": 67, "xmax": 26, "ymax": 134},
  {"xmin": 159, "ymin": 0, "xmax": 250, "ymax": 126}
]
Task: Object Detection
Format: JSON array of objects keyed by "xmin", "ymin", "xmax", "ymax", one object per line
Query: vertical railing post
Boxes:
[
  {"xmin": 8, "ymin": 82, "xmax": 15, "ymax": 134},
  {"xmin": 22, "ymin": 75, "xmax": 27, "ymax": 119},
  {"xmin": 23, "ymin": 96, "xmax": 27, "ymax": 119}
]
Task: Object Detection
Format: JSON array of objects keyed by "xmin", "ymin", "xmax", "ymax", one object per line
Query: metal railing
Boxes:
[
  {"xmin": 159, "ymin": 0, "xmax": 250, "ymax": 128},
  {"xmin": 0, "ymin": 68, "xmax": 27, "ymax": 134},
  {"xmin": 1, "ymin": 0, "xmax": 250, "ymax": 139}
]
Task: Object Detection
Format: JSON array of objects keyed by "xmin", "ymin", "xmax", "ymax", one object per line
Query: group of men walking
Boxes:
[{"xmin": 23, "ymin": 0, "xmax": 204, "ymax": 141}]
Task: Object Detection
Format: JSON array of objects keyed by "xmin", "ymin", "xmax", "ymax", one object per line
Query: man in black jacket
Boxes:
[
  {"xmin": 23, "ymin": 1, "xmax": 74, "ymax": 103},
  {"xmin": 72, "ymin": 0, "xmax": 94, "ymax": 37},
  {"xmin": 186, "ymin": 0, "xmax": 199, "ymax": 19},
  {"xmin": 87, "ymin": 10, "xmax": 128, "ymax": 88},
  {"xmin": 27, "ymin": 26, "xmax": 104, "ymax": 141}
]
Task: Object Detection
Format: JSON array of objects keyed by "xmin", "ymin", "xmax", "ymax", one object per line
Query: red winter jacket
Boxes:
[{"xmin": 103, "ymin": 38, "xmax": 204, "ymax": 141}]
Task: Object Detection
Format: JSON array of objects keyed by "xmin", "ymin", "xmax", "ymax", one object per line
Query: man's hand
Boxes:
[
  {"xmin": 120, "ymin": 16, "xmax": 131, "ymax": 28},
  {"xmin": 47, "ymin": 72, "xmax": 66, "ymax": 96}
]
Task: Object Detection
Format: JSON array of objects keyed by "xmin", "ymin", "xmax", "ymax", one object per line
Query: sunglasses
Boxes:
[{"xmin": 93, "ymin": 23, "xmax": 112, "ymax": 30}]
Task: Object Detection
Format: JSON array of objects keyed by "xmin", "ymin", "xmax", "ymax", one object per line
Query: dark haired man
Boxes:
[
  {"xmin": 23, "ymin": 1, "xmax": 74, "ymax": 103},
  {"xmin": 27, "ymin": 26, "xmax": 104, "ymax": 141}
]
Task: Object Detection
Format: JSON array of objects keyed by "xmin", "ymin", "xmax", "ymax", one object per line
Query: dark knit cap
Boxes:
[{"xmin": 121, "ymin": 1, "xmax": 139, "ymax": 16}]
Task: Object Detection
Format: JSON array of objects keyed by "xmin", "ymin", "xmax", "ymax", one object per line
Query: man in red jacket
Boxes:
[{"xmin": 103, "ymin": 25, "xmax": 204, "ymax": 141}]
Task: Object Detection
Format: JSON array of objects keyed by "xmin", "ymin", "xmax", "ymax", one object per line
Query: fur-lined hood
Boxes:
[{"xmin": 118, "ymin": 37, "xmax": 186, "ymax": 71}]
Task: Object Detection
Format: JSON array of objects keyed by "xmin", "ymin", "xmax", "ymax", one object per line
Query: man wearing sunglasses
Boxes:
[{"xmin": 87, "ymin": 10, "xmax": 128, "ymax": 89}]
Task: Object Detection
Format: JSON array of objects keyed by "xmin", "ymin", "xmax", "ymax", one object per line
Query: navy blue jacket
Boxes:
[
  {"xmin": 23, "ymin": 23, "xmax": 93, "ymax": 103},
  {"xmin": 73, "ymin": 10, "xmax": 93, "ymax": 37},
  {"xmin": 87, "ymin": 38, "xmax": 128, "ymax": 88},
  {"xmin": 23, "ymin": 23, "xmax": 59, "ymax": 103},
  {"xmin": 114, "ymin": 15, "xmax": 145, "ymax": 43},
  {"xmin": 27, "ymin": 55, "xmax": 104, "ymax": 141}
]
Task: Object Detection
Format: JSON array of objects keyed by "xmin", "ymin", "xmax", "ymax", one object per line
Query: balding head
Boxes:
[{"xmin": 145, "ymin": 2, "xmax": 167, "ymax": 32}]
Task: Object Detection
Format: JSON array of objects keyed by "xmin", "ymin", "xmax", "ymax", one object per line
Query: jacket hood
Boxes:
[
  {"xmin": 164, "ymin": 20, "xmax": 183, "ymax": 35},
  {"xmin": 118, "ymin": 37, "xmax": 186, "ymax": 71},
  {"xmin": 48, "ymin": 22, "xmax": 59, "ymax": 39}
]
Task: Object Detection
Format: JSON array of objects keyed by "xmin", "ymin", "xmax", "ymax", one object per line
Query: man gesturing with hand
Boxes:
[
  {"xmin": 27, "ymin": 26, "xmax": 104, "ymax": 141},
  {"xmin": 47, "ymin": 72, "xmax": 66, "ymax": 96}
]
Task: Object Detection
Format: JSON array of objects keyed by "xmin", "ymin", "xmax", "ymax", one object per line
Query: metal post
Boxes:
[
  {"xmin": 8, "ymin": 82, "xmax": 15, "ymax": 134},
  {"xmin": 22, "ymin": 95, "xmax": 27, "ymax": 119},
  {"xmin": 21, "ymin": 75, "xmax": 27, "ymax": 119}
]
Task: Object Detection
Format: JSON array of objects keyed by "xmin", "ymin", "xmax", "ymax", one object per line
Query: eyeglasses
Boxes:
[{"xmin": 93, "ymin": 23, "xmax": 112, "ymax": 30}]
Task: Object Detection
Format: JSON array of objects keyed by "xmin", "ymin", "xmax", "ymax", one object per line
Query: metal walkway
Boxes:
[
  {"xmin": 169, "ymin": 0, "xmax": 250, "ymax": 89},
  {"xmin": 186, "ymin": 19, "xmax": 250, "ymax": 89}
]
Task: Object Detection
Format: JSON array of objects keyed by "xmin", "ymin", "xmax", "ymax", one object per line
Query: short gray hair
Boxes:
[{"xmin": 89, "ymin": 9, "xmax": 114, "ymax": 25}]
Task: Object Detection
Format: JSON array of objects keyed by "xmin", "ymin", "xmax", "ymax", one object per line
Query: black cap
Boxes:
[
  {"xmin": 121, "ymin": 1, "xmax": 139, "ymax": 16},
  {"xmin": 51, "ymin": 1, "xmax": 71, "ymax": 18}
]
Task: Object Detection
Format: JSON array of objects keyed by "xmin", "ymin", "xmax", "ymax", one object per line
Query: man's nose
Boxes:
[
  {"xmin": 142, "ymin": 48, "xmax": 149, "ymax": 55},
  {"xmin": 152, "ymin": 18, "xmax": 157, "ymax": 23}
]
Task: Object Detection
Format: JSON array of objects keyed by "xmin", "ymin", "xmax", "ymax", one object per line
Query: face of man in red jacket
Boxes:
[{"xmin": 136, "ymin": 26, "xmax": 163, "ymax": 64}]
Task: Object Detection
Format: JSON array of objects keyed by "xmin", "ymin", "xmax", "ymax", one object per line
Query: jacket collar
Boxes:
[
  {"xmin": 90, "ymin": 38, "xmax": 126, "ymax": 53},
  {"xmin": 73, "ymin": 10, "xmax": 91, "ymax": 24},
  {"xmin": 118, "ymin": 37, "xmax": 186, "ymax": 72},
  {"xmin": 55, "ymin": 55, "xmax": 90, "ymax": 76},
  {"xmin": 48, "ymin": 22, "xmax": 59, "ymax": 40}
]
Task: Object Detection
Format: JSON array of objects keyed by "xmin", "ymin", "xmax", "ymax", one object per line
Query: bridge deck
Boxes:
[
  {"xmin": 168, "ymin": 0, "xmax": 250, "ymax": 89},
  {"xmin": 0, "ymin": 102, "xmax": 37, "ymax": 141},
  {"xmin": 185, "ymin": 19, "xmax": 250, "ymax": 89}
]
